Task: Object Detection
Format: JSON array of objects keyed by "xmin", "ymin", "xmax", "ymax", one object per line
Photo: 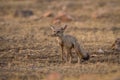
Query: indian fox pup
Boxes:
[
  {"xmin": 50, "ymin": 25, "xmax": 89, "ymax": 63},
  {"xmin": 111, "ymin": 38, "xmax": 120, "ymax": 51}
]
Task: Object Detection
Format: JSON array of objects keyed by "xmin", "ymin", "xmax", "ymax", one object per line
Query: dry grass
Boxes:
[{"xmin": 0, "ymin": 0, "xmax": 120, "ymax": 80}]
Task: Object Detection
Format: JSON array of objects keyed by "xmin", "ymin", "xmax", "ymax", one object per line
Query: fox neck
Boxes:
[{"xmin": 57, "ymin": 34, "xmax": 65, "ymax": 41}]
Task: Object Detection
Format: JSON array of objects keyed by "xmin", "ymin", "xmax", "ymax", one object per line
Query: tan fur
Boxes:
[{"xmin": 50, "ymin": 25, "xmax": 89, "ymax": 63}]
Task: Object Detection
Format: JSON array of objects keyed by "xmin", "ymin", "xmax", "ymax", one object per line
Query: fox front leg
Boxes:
[
  {"xmin": 60, "ymin": 45, "xmax": 65, "ymax": 61},
  {"xmin": 66, "ymin": 48, "xmax": 72, "ymax": 63}
]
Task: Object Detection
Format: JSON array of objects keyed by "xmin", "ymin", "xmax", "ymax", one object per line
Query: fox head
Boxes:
[{"xmin": 50, "ymin": 25, "xmax": 67, "ymax": 37}]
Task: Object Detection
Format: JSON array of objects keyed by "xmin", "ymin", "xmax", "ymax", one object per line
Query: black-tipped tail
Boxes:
[{"xmin": 82, "ymin": 53, "xmax": 90, "ymax": 61}]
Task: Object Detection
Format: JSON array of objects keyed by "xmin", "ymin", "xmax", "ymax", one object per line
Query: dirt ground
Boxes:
[{"xmin": 0, "ymin": 0, "xmax": 120, "ymax": 80}]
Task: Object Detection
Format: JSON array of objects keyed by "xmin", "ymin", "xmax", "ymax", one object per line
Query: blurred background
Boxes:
[{"xmin": 0, "ymin": 0, "xmax": 120, "ymax": 80}]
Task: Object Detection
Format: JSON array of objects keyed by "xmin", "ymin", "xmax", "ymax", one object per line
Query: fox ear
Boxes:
[
  {"xmin": 62, "ymin": 25, "xmax": 67, "ymax": 30},
  {"xmin": 50, "ymin": 25, "xmax": 55, "ymax": 31}
]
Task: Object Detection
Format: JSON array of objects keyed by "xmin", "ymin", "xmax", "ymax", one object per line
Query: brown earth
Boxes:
[{"xmin": 0, "ymin": 0, "xmax": 120, "ymax": 80}]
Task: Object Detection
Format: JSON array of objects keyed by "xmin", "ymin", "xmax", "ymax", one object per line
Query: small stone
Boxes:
[{"xmin": 98, "ymin": 48, "xmax": 104, "ymax": 53}]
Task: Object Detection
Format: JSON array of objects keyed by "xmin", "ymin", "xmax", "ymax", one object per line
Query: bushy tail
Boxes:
[
  {"xmin": 74, "ymin": 42, "xmax": 90, "ymax": 61},
  {"xmin": 82, "ymin": 53, "xmax": 90, "ymax": 61}
]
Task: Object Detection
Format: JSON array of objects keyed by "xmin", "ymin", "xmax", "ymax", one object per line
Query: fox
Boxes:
[
  {"xmin": 50, "ymin": 24, "xmax": 89, "ymax": 63},
  {"xmin": 111, "ymin": 38, "xmax": 120, "ymax": 51}
]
